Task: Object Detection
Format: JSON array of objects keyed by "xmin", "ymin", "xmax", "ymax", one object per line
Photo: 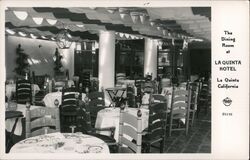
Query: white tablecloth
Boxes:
[
  {"xmin": 95, "ymin": 107, "xmax": 149, "ymax": 142},
  {"xmin": 5, "ymin": 104, "xmax": 43, "ymax": 135},
  {"xmin": 43, "ymin": 92, "xmax": 86, "ymax": 108},
  {"xmin": 10, "ymin": 132, "xmax": 109, "ymax": 153},
  {"xmin": 5, "ymin": 84, "xmax": 40, "ymax": 100}
]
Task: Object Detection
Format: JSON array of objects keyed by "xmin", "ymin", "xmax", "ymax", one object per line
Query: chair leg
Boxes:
[
  {"xmin": 169, "ymin": 119, "xmax": 172, "ymax": 137},
  {"xmin": 160, "ymin": 140, "xmax": 165, "ymax": 153},
  {"xmin": 185, "ymin": 117, "xmax": 189, "ymax": 136},
  {"xmin": 146, "ymin": 144, "xmax": 151, "ymax": 153}
]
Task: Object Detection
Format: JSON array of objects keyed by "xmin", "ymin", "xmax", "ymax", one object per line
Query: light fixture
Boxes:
[
  {"xmin": 13, "ymin": 11, "xmax": 28, "ymax": 20},
  {"xmin": 124, "ymin": 34, "xmax": 130, "ymax": 39},
  {"xmin": 32, "ymin": 17, "xmax": 43, "ymax": 25},
  {"xmin": 130, "ymin": 12, "xmax": 139, "ymax": 24},
  {"xmin": 46, "ymin": 19, "xmax": 57, "ymax": 25},
  {"xmin": 139, "ymin": 13, "xmax": 147, "ymax": 24},
  {"xmin": 157, "ymin": 26, "xmax": 162, "ymax": 31},
  {"xmin": 150, "ymin": 21, "xmax": 155, "ymax": 27},
  {"xmin": 76, "ymin": 24, "xmax": 84, "ymax": 28},
  {"xmin": 41, "ymin": 36, "xmax": 47, "ymax": 39},
  {"xmin": 51, "ymin": 37, "xmax": 55, "ymax": 41},
  {"xmin": 56, "ymin": 29, "xmax": 73, "ymax": 49},
  {"xmin": 76, "ymin": 42, "xmax": 81, "ymax": 51},
  {"xmin": 18, "ymin": 31, "xmax": 26, "ymax": 37},
  {"xmin": 30, "ymin": 33, "xmax": 37, "ymax": 39},
  {"xmin": 107, "ymin": 8, "xmax": 116, "ymax": 14},
  {"xmin": 119, "ymin": 13, "xmax": 128, "ymax": 20},
  {"xmin": 6, "ymin": 28, "xmax": 15, "ymax": 35},
  {"xmin": 162, "ymin": 30, "xmax": 167, "ymax": 36},
  {"xmin": 119, "ymin": 33, "xmax": 124, "ymax": 38}
]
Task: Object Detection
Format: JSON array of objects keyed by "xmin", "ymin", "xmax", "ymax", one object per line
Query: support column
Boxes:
[
  {"xmin": 144, "ymin": 38, "xmax": 158, "ymax": 79},
  {"xmin": 98, "ymin": 31, "xmax": 115, "ymax": 90}
]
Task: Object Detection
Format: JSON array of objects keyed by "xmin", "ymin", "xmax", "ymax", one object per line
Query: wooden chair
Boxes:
[
  {"xmin": 126, "ymin": 84, "xmax": 136, "ymax": 108},
  {"xmin": 33, "ymin": 75, "xmax": 50, "ymax": 106},
  {"xmin": 59, "ymin": 87, "xmax": 80, "ymax": 133},
  {"xmin": 169, "ymin": 87, "xmax": 191, "ymax": 136},
  {"xmin": 77, "ymin": 98, "xmax": 117, "ymax": 152},
  {"xmin": 189, "ymin": 82, "xmax": 199, "ymax": 127},
  {"xmin": 118, "ymin": 106, "xmax": 143, "ymax": 153},
  {"xmin": 86, "ymin": 90, "xmax": 106, "ymax": 127},
  {"xmin": 25, "ymin": 103, "xmax": 60, "ymax": 138},
  {"xmin": 116, "ymin": 73, "xmax": 126, "ymax": 85},
  {"xmin": 197, "ymin": 81, "xmax": 209, "ymax": 117},
  {"xmin": 16, "ymin": 79, "xmax": 32, "ymax": 104},
  {"xmin": 142, "ymin": 101, "xmax": 167, "ymax": 153},
  {"xmin": 152, "ymin": 94, "xmax": 167, "ymax": 103}
]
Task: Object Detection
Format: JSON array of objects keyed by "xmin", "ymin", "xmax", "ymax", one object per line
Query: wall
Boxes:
[{"xmin": 5, "ymin": 35, "xmax": 75, "ymax": 79}]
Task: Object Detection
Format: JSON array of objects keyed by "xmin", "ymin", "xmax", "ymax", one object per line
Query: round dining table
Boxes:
[{"xmin": 10, "ymin": 132, "xmax": 110, "ymax": 154}]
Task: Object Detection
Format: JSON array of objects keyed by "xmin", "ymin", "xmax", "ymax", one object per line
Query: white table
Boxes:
[
  {"xmin": 5, "ymin": 84, "xmax": 40, "ymax": 100},
  {"xmin": 43, "ymin": 92, "xmax": 86, "ymax": 108},
  {"xmin": 10, "ymin": 132, "xmax": 110, "ymax": 153},
  {"xmin": 95, "ymin": 107, "xmax": 149, "ymax": 142},
  {"xmin": 5, "ymin": 103, "xmax": 43, "ymax": 136}
]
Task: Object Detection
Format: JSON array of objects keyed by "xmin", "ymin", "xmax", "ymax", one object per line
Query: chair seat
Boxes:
[
  {"xmin": 5, "ymin": 111, "xmax": 23, "ymax": 120},
  {"xmin": 142, "ymin": 135, "xmax": 163, "ymax": 145},
  {"xmin": 119, "ymin": 147, "xmax": 134, "ymax": 153},
  {"xmin": 89, "ymin": 133, "xmax": 116, "ymax": 144}
]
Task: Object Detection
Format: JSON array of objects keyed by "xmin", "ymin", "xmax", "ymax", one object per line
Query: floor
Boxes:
[{"xmin": 151, "ymin": 107, "xmax": 211, "ymax": 153}]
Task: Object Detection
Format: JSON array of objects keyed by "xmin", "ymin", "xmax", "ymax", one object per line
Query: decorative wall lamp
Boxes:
[{"xmin": 56, "ymin": 26, "xmax": 73, "ymax": 49}]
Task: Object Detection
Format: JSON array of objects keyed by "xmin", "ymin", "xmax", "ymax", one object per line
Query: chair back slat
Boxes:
[
  {"xmin": 122, "ymin": 125, "xmax": 138, "ymax": 140},
  {"xmin": 31, "ymin": 127, "xmax": 57, "ymax": 137},
  {"xmin": 120, "ymin": 136, "xmax": 138, "ymax": 152},
  {"xmin": 30, "ymin": 116, "xmax": 56, "ymax": 129},
  {"xmin": 122, "ymin": 112, "xmax": 138, "ymax": 128}
]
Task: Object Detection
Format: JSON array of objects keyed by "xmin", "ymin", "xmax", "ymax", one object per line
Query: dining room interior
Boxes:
[{"xmin": 4, "ymin": 6, "xmax": 211, "ymax": 154}]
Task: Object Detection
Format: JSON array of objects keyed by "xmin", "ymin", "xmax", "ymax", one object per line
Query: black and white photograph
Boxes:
[{"xmin": 0, "ymin": 1, "xmax": 249, "ymax": 160}]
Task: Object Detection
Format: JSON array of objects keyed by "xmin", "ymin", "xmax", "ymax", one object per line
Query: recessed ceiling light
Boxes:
[
  {"xmin": 30, "ymin": 33, "xmax": 37, "ymax": 39},
  {"xmin": 66, "ymin": 33, "xmax": 72, "ymax": 38},
  {"xmin": 76, "ymin": 24, "xmax": 84, "ymax": 28},
  {"xmin": 18, "ymin": 31, "xmax": 26, "ymax": 37},
  {"xmin": 51, "ymin": 37, "xmax": 55, "ymax": 40},
  {"xmin": 6, "ymin": 28, "xmax": 15, "ymax": 35},
  {"xmin": 41, "ymin": 36, "xmax": 47, "ymax": 39},
  {"xmin": 32, "ymin": 17, "xmax": 43, "ymax": 25},
  {"xmin": 13, "ymin": 11, "xmax": 28, "ymax": 21}
]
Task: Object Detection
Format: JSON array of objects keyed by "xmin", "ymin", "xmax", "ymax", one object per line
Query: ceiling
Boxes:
[{"xmin": 5, "ymin": 7, "xmax": 211, "ymax": 42}]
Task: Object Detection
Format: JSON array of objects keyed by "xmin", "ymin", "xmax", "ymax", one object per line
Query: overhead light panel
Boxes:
[
  {"xmin": 41, "ymin": 36, "xmax": 47, "ymax": 39},
  {"xmin": 13, "ymin": 11, "xmax": 28, "ymax": 20},
  {"xmin": 76, "ymin": 24, "xmax": 84, "ymax": 28},
  {"xmin": 30, "ymin": 33, "xmax": 37, "ymax": 39},
  {"xmin": 6, "ymin": 28, "xmax": 15, "ymax": 35},
  {"xmin": 130, "ymin": 12, "xmax": 139, "ymax": 24},
  {"xmin": 32, "ymin": 17, "xmax": 43, "ymax": 25},
  {"xmin": 18, "ymin": 31, "xmax": 26, "ymax": 37}
]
